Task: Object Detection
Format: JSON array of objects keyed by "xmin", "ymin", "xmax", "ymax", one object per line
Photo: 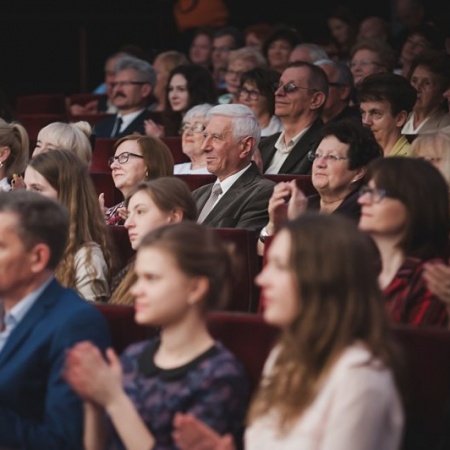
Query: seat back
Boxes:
[
  {"xmin": 90, "ymin": 172, "xmax": 122, "ymax": 207},
  {"xmin": 161, "ymin": 136, "xmax": 189, "ymax": 164},
  {"xmin": 91, "ymin": 137, "xmax": 117, "ymax": 172},
  {"xmin": 16, "ymin": 93, "xmax": 67, "ymax": 115},
  {"xmin": 71, "ymin": 112, "xmax": 115, "ymax": 128}
]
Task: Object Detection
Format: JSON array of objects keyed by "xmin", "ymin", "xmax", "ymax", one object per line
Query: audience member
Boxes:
[
  {"xmin": 402, "ymin": 50, "xmax": 450, "ymax": 135},
  {"xmin": 349, "ymin": 39, "xmax": 396, "ymax": 87},
  {"xmin": 357, "ymin": 16, "xmax": 391, "ymax": 43},
  {"xmin": 64, "ymin": 221, "xmax": 249, "ymax": 450},
  {"xmin": 0, "ymin": 190, "xmax": 111, "ymax": 449},
  {"xmin": 211, "ymin": 26, "xmax": 245, "ymax": 91},
  {"xmin": 109, "ymin": 177, "xmax": 198, "ymax": 305},
  {"xmin": 357, "ymin": 72, "xmax": 417, "ymax": 156},
  {"xmin": 146, "ymin": 63, "xmax": 217, "ymax": 138},
  {"xmin": 94, "ymin": 55, "xmax": 158, "ymax": 138},
  {"xmin": 24, "ymin": 149, "xmax": 117, "ymax": 302},
  {"xmin": 288, "ymin": 43, "xmax": 329, "ymax": 64},
  {"xmin": 192, "ymin": 103, "xmax": 274, "ymax": 230},
  {"xmin": 0, "ymin": 122, "xmax": 29, "ymax": 191},
  {"xmin": 358, "ymin": 157, "xmax": 449, "ymax": 327},
  {"xmin": 188, "ymin": 27, "xmax": 214, "ymax": 70},
  {"xmin": 174, "ymin": 212, "xmax": 404, "ymax": 450},
  {"xmin": 314, "ymin": 58, "xmax": 361, "ymax": 123},
  {"xmin": 175, "ymin": 103, "xmax": 214, "ymax": 174},
  {"xmin": 102, "ymin": 134, "xmax": 174, "ymax": 226},
  {"xmin": 244, "ymin": 22, "xmax": 274, "ymax": 53},
  {"xmin": 258, "ymin": 120, "xmax": 382, "ymax": 251},
  {"xmin": 32, "ymin": 120, "xmax": 93, "ymax": 165},
  {"xmin": 237, "ymin": 67, "xmax": 283, "ymax": 137},
  {"xmin": 218, "ymin": 47, "xmax": 267, "ymax": 105},
  {"xmin": 258, "ymin": 61, "xmax": 328, "ymax": 174},
  {"xmin": 262, "ymin": 24, "xmax": 302, "ymax": 74},
  {"xmin": 152, "ymin": 50, "xmax": 190, "ymax": 112}
]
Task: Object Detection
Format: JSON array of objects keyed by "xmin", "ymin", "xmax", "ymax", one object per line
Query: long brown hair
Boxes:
[{"xmin": 248, "ymin": 212, "xmax": 403, "ymax": 432}]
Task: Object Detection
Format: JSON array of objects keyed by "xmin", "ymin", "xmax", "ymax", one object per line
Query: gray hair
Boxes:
[
  {"xmin": 184, "ymin": 103, "xmax": 215, "ymax": 122},
  {"xmin": 292, "ymin": 43, "xmax": 329, "ymax": 63},
  {"xmin": 207, "ymin": 103, "xmax": 261, "ymax": 153},
  {"xmin": 314, "ymin": 59, "xmax": 355, "ymax": 87},
  {"xmin": 115, "ymin": 55, "xmax": 157, "ymax": 87}
]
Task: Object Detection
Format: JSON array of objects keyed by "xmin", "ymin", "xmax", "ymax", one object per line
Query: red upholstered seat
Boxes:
[
  {"xmin": 90, "ymin": 172, "xmax": 122, "ymax": 207},
  {"xmin": 161, "ymin": 136, "xmax": 189, "ymax": 164},
  {"xmin": 91, "ymin": 138, "xmax": 117, "ymax": 173},
  {"xmin": 71, "ymin": 112, "xmax": 115, "ymax": 128},
  {"xmin": 16, "ymin": 93, "xmax": 67, "ymax": 115}
]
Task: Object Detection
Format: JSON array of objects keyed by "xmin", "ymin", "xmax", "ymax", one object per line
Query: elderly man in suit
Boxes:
[
  {"xmin": 94, "ymin": 55, "xmax": 158, "ymax": 138},
  {"xmin": 258, "ymin": 61, "xmax": 328, "ymax": 175},
  {"xmin": 0, "ymin": 190, "xmax": 111, "ymax": 449},
  {"xmin": 192, "ymin": 103, "xmax": 274, "ymax": 231}
]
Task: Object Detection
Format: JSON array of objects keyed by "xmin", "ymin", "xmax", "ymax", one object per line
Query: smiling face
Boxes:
[
  {"xmin": 24, "ymin": 166, "xmax": 58, "ymax": 200},
  {"xmin": 111, "ymin": 68, "xmax": 151, "ymax": 113},
  {"xmin": 224, "ymin": 59, "xmax": 257, "ymax": 95},
  {"xmin": 181, "ymin": 116, "xmax": 207, "ymax": 160},
  {"xmin": 256, "ymin": 229, "xmax": 298, "ymax": 328},
  {"xmin": 168, "ymin": 73, "xmax": 189, "ymax": 112},
  {"xmin": 131, "ymin": 246, "xmax": 197, "ymax": 326},
  {"xmin": 237, "ymin": 81, "xmax": 269, "ymax": 119},
  {"xmin": 350, "ymin": 49, "xmax": 385, "ymax": 85},
  {"xmin": 110, "ymin": 140, "xmax": 147, "ymax": 197}
]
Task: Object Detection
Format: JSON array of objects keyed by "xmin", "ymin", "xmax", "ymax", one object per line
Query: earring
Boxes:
[{"xmin": 0, "ymin": 161, "xmax": 3, "ymax": 168}]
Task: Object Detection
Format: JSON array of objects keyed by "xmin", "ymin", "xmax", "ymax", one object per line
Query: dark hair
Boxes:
[
  {"xmin": 407, "ymin": 23, "xmax": 446, "ymax": 51},
  {"xmin": 262, "ymin": 24, "xmax": 302, "ymax": 59},
  {"xmin": 213, "ymin": 26, "xmax": 245, "ymax": 48},
  {"xmin": 315, "ymin": 120, "xmax": 383, "ymax": 171},
  {"xmin": 407, "ymin": 49, "xmax": 450, "ymax": 92},
  {"xmin": 239, "ymin": 67, "xmax": 281, "ymax": 115},
  {"xmin": 366, "ymin": 157, "xmax": 450, "ymax": 259},
  {"xmin": 138, "ymin": 222, "xmax": 236, "ymax": 312},
  {"xmin": 0, "ymin": 190, "xmax": 68, "ymax": 269},
  {"xmin": 357, "ymin": 72, "xmax": 417, "ymax": 116}
]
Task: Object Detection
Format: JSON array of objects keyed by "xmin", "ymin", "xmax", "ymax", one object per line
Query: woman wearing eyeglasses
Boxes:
[
  {"xmin": 174, "ymin": 103, "xmax": 214, "ymax": 174},
  {"xmin": 102, "ymin": 135, "xmax": 174, "ymax": 226},
  {"xmin": 237, "ymin": 67, "xmax": 283, "ymax": 137},
  {"xmin": 358, "ymin": 157, "xmax": 449, "ymax": 327},
  {"xmin": 257, "ymin": 120, "xmax": 382, "ymax": 254}
]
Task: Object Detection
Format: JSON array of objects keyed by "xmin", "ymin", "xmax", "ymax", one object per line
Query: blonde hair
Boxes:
[
  {"xmin": 37, "ymin": 121, "xmax": 93, "ymax": 165},
  {"xmin": 0, "ymin": 122, "xmax": 29, "ymax": 177}
]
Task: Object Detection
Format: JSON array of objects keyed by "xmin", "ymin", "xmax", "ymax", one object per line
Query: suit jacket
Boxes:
[
  {"xmin": 0, "ymin": 278, "xmax": 111, "ymax": 450},
  {"xmin": 259, "ymin": 118, "xmax": 324, "ymax": 175},
  {"xmin": 94, "ymin": 109, "xmax": 155, "ymax": 138},
  {"xmin": 192, "ymin": 163, "xmax": 275, "ymax": 231}
]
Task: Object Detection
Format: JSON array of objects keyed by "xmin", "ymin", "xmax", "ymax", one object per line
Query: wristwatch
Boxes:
[{"xmin": 259, "ymin": 226, "xmax": 270, "ymax": 243}]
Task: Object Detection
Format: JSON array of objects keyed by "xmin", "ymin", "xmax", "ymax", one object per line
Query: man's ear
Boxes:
[
  {"xmin": 29, "ymin": 243, "xmax": 51, "ymax": 274},
  {"xmin": 310, "ymin": 91, "xmax": 327, "ymax": 111},
  {"xmin": 239, "ymin": 136, "xmax": 255, "ymax": 159}
]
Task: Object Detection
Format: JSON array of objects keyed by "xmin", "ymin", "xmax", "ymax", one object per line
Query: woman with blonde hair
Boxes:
[
  {"xmin": 0, "ymin": 122, "xmax": 29, "ymax": 191},
  {"xmin": 24, "ymin": 149, "xmax": 118, "ymax": 302},
  {"xmin": 33, "ymin": 120, "xmax": 93, "ymax": 166},
  {"xmin": 102, "ymin": 134, "xmax": 174, "ymax": 225},
  {"xmin": 174, "ymin": 213, "xmax": 404, "ymax": 450},
  {"xmin": 110, "ymin": 176, "xmax": 197, "ymax": 305}
]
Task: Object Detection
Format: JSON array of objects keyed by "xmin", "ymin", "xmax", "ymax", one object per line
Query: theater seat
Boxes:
[
  {"xmin": 90, "ymin": 172, "xmax": 122, "ymax": 207},
  {"xmin": 161, "ymin": 136, "xmax": 189, "ymax": 165},
  {"xmin": 16, "ymin": 93, "xmax": 67, "ymax": 115},
  {"xmin": 91, "ymin": 137, "xmax": 117, "ymax": 173}
]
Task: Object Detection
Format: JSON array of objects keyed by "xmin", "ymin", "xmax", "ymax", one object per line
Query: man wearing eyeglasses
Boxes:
[
  {"xmin": 94, "ymin": 55, "xmax": 158, "ymax": 138},
  {"xmin": 258, "ymin": 61, "xmax": 328, "ymax": 175}
]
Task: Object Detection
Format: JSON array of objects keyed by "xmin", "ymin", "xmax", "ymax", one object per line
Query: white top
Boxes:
[
  {"xmin": 0, "ymin": 177, "xmax": 11, "ymax": 192},
  {"xmin": 261, "ymin": 115, "xmax": 283, "ymax": 137},
  {"xmin": 245, "ymin": 344, "xmax": 404, "ymax": 450},
  {"xmin": 74, "ymin": 242, "xmax": 110, "ymax": 302},
  {"xmin": 173, "ymin": 163, "xmax": 211, "ymax": 175}
]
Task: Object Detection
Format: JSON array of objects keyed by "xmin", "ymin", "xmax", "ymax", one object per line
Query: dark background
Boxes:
[{"xmin": 1, "ymin": 0, "xmax": 448, "ymax": 110}]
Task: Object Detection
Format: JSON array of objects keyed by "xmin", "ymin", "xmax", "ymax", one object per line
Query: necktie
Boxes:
[
  {"xmin": 111, "ymin": 116, "xmax": 123, "ymax": 137},
  {"xmin": 197, "ymin": 183, "xmax": 222, "ymax": 223}
]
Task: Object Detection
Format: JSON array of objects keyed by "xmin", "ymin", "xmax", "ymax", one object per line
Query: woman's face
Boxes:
[
  {"xmin": 410, "ymin": 65, "xmax": 445, "ymax": 113},
  {"xmin": 110, "ymin": 140, "xmax": 147, "ymax": 197},
  {"xmin": 224, "ymin": 59, "xmax": 256, "ymax": 95},
  {"xmin": 24, "ymin": 166, "xmax": 58, "ymax": 200},
  {"xmin": 180, "ymin": 116, "xmax": 207, "ymax": 159},
  {"xmin": 267, "ymin": 38, "xmax": 292, "ymax": 72},
  {"xmin": 311, "ymin": 135, "xmax": 359, "ymax": 197},
  {"xmin": 328, "ymin": 17, "xmax": 352, "ymax": 45},
  {"xmin": 168, "ymin": 74, "xmax": 189, "ymax": 112},
  {"xmin": 237, "ymin": 81, "xmax": 270, "ymax": 119},
  {"xmin": 256, "ymin": 230, "xmax": 298, "ymax": 328},
  {"xmin": 152, "ymin": 57, "xmax": 170, "ymax": 102},
  {"xmin": 33, "ymin": 131, "xmax": 58, "ymax": 157},
  {"xmin": 189, "ymin": 34, "xmax": 212, "ymax": 66},
  {"xmin": 358, "ymin": 179, "xmax": 408, "ymax": 240},
  {"xmin": 124, "ymin": 190, "xmax": 174, "ymax": 250},
  {"xmin": 350, "ymin": 49, "xmax": 385, "ymax": 85},
  {"xmin": 131, "ymin": 246, "xmax": 199, "ymax": 326},
  {"xmin": 400, "ymin": 33, "xmax": 431, "ymax": 66}
]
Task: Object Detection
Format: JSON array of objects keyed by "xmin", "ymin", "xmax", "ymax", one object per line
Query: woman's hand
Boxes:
[
  {"xmin": 423, "ymin": 261, "xmax": 450, "ymax": 305},
  {"xmin": 144, "ymin": 119, "xmax": 164, "ymax": 138},
  {"xmin": 11, "ymin": 174, "xmax": 26, "ymax": 190},
  {"xmin": 98, "ymin": 193, "xmax": 107, "ymax": 215},
  {"xmin": 63, "ymin": 341, "xmax": 123, "ymax": 409}
]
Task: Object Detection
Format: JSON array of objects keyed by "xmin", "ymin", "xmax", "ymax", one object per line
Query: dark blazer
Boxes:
[
  {"xmin": 0, "ymin": 278, "xmax": 111, "ymax": 449},
  {"xmin": 192, "ymin": 163, "xmax": 275, "ymax": 231},
  {"xmin": 94, "ymin": 109, "xmax": 155, "ymax": 138},
  {"xmin": 259, "ymin": 118, "xmax": 324, "ymax": 175}
]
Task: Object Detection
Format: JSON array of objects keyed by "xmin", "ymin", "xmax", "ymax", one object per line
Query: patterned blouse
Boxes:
[
  {"xmin": 383, "ymin": 257, "xmax": 448, "ymax": 327},
  {"xmin": 107, "ymin": 338, "xmax": 249, "ymax": 450},
  {"xmin": 105, "ymin": 201, "xmax": 125, "ymax": 226}
]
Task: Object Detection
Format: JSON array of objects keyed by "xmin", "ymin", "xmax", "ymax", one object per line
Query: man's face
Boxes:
[
  {"xmin": 212, "ymin": 35, "xmax": 235, "ymax": 71},
  {"xmin": 111, "ymin": 69, "xmax": 151, "ymax": 112}
]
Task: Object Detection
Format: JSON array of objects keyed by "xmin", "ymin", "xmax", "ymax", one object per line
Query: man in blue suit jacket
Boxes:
[{"xmin": 0, "ymin": 190, "xmax": 111, "ymax": 450}]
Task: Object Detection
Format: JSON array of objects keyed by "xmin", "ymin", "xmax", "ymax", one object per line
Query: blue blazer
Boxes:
[
  {"xmin": 0, "ymin": 278, "xmax": 111, "ymax": 450},
  {"xmin": 93, "ymin": 109, "xmax": 156, "ymax": 138}
]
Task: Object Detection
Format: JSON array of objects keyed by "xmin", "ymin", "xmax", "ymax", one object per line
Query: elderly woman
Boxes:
[{"xmin": 258, "ymin": 120, "xmax": 382, "ymax": 251}]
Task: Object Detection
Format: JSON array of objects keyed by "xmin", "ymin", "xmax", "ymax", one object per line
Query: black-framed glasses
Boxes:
[
  {"xmin": 179, "ymin": 122, "xmax": 206, "ymax": 135},
  {"xmin": 238, "ymin": 87, "xmax": 261, "ymax": 101},
  {"xmin": 307, "ymin": 150, "xmax": 349, "ymax": 163},
  {"xmin": 358, "ymin": 185, "xmax": 388, "ymax": 203},
  {"xmin": 110, "ymin": 81, "xmax": 147, "ymax": 89},
  {"xmin": 272, "ymin": 82, "xmax": 318, "ymax": 94},
  {"xmin": 109, "ymin": 152, "xmax": 144, "ymax": 166}
]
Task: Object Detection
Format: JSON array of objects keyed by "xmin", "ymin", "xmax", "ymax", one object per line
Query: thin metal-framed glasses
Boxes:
[
  {"xmin": 238, "ymin": 87, "xmax": 261, "ymax": 101},
  {"xmin": 307, "ymin": 150, "xmax": 349, "ymax": 163},
  {"xmin": 272, "ymin": 82, "xmax": 318, "ymax": 94},
  {"xmin": 179, "ymin": 122, "xmax": 206, "ymax": 135},
  {"xmin": 109, "ymin": 152, "xmax": 144, "ymax": 166},
  {"xmin": 358, "ymin": 185, "xmax": 388, "ymax": 203}
]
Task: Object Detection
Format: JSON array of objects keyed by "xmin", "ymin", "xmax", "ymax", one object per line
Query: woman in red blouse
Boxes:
[{"xmin": 358, "ymin": 157, "xmax": 449, "ymax": 327}]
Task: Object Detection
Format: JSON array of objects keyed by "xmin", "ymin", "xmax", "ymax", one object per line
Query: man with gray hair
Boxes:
[
  {"xmin": 192, "ymin": 104, "xmax": 274, "ymax": 231},
  {"xmin": 94, "ymin": 55, "xmax": 158, "ymax": 138}
]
